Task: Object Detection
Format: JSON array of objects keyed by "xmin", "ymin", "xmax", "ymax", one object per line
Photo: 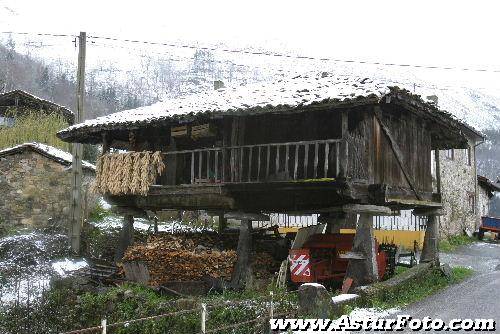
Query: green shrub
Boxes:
[
  {"xmin": 369, "ymin": 266, "xmax": 473, "ymax": 309},
  {"xmin": 0, "ymin": 108, "xmax": 70, "ymax": 151},
  {"xmin": 440, "ymin": 235, "xmax": 475, "ymax": 252}
]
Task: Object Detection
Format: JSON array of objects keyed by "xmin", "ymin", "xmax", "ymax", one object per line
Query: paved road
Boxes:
[{"xmin": 396, "ymin": 241, "xmax": 500, "ymax": 333}]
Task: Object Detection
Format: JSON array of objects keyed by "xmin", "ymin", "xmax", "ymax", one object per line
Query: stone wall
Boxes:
[
  {"xmin": 477, "ymin": 187, "xmax": 491, "ymax": 218},
  {"xmin": 437, "ymin": 144, "xmax": 479, "ymax": 238},
  {"xmin": 0, "ymin": 150, "xmax": 95, "ymax": 228}
]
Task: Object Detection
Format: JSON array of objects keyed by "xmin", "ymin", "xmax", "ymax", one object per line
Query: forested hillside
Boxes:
[{"xmin": 0, "ymin": 38, "xmax": 261, "ymax": 120}]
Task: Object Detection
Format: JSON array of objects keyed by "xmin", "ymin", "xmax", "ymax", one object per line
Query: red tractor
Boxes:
[{"xmin": 288, "ymin": 233, "xmax": 389, "ymax": 284}]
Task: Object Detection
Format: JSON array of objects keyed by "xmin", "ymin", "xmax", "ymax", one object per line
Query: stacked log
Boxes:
[
  {"xmin": 123, "ymin": 233, "xmax": 235, "ymax": 285},
  {"xmin": 122, "ymin": 233, "xmax": 281, "ymax": 285},
  {"xmin": 252, "ymin": 252, "xmax": 280, "ymax": 279}
]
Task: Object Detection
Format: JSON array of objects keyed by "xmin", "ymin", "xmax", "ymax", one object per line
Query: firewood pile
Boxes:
[
  {"xmin": 123, "ymin": 233, "xmax": 235, "ymax": 285},
  {"xmin": 122, "ymin": 233, "xmax": 281, "ymax": 285},
  {"xmin": 252, "ymin": 252, "xmax": 280, "ymax": 279}
]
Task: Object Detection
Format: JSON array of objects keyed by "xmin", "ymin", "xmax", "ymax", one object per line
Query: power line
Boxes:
[
  {"xmin": 86, "ymin": 34, "xmax": 500, "ymax": 74},
  {"xmin": 0, "ymin": 31, "xmax": 77, "ymax": 38},
  {"xmin": 0, "ymin": 30, "xmax": 496, "ymax": 91},
  {"xmin": 2, "ymin": 31, "xmax": 500, "ymax": 74}
]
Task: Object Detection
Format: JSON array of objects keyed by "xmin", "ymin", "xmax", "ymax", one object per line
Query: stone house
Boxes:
[
  {"xmin": 477, "ymin": 175, "xmax": 500, "ymax": 218},
  {"xmin": 432, "ymin": 124, "xmax": 484, "ymax": 237},
  {"xmin": 0, "ymin": 142, "xmax": 95, "ymax": 228}
]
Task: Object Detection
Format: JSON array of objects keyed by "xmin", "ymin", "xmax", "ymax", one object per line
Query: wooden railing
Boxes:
[{"xmin": 162, "ymin": 139, "xmax": 343, "ymax": 185}]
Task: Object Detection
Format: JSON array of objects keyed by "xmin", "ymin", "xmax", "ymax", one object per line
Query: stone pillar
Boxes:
[
  {"xmin": 420, "ymin": 214, "xmax": 440, "ymax": 264},
  {"xmin": 337, "ymin": 204, "xmax": 392, "ymax": 289},
  {"xmin": 115, "ymin": 214, "xmax": 135, "ymax": 263},
  {"xmin": 413, "ymin": 208, "xmax": 443, "ymax": 264},
  {"xmin": 218, "ymin": 214, "xmax": 227, "ymax": 234},
  {"xmin": 345, "ymin": 213, "xmax": 378, "ymax": 287},
  {"xmin": 230, "ymin": 219, "xmax": 253, "ymax": 290}
]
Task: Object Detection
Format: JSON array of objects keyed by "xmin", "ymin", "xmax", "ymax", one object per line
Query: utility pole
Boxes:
[{"xmin": 69, "ymin": 31, "xmax": 86, "ymax": 254}]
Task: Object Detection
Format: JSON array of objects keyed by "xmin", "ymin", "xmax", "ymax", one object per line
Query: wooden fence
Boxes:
[{"xmin": 163, "ymin": 139, "xmax": 342, "ymax": 185}]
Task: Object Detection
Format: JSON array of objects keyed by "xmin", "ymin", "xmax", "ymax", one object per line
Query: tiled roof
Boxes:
[{"xmin": 0, "ymin": 142, "xmax": 95, "ymax": 171}]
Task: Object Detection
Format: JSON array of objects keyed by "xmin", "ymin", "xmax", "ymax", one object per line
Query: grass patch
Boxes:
[
  {"xmin": 394, "ymin": 266, "xmax": 409, "ymax": 275},
  {"xmin": 439, "ymin": 235, "xmax": 476, "ymax": 252},
  {"xmin": 0, "ymin": 281, "xmax": 298, "ymax": 334},
  {"xmin": 0, "ymin": 109, "xmax": 70, "ymax": 151},
  {"xmin": 368, "ymin": 266, "xmax": 473, "ymax": 309}
]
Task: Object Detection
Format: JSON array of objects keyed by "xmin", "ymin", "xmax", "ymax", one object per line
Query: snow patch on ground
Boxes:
[
  {"xmin": 99, "ymin": 198, "xmax": 112, "ymax": 210},
  {"xmin": 0, "ymin": 275, "xmax": 51, "ymax": 304},
  {"xmin": 347, "ymin": 307, "xmax": 400, "ymax": 320},
  {"xmin": 331, "ymin": 294, "xmax": 359, "ymax": 303},
  {"xmin": 51, "ymin": 258, "xmax": 88, "ymax": 277}
]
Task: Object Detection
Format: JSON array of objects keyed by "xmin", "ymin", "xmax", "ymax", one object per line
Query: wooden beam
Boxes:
[
  {"xmin": 111, "ymin": 206, "xmax": 147, "ymax": 218},
  {"xmin": 327, "ymin": 204, "xmax": 392, "ymax": 215},
  {"xmin": 413, "ymin": 207, "xmax": 444, "ymax": 217},
  {"xmin": 373, "ymin": 106, "xmax": 422, "ymax": 200},
  {"xmin": 224, "ymin": 211, "xmax": 270, "ymax": 221}
]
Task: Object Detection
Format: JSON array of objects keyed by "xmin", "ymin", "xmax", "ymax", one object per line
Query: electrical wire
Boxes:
[
  {"xmin": 0, "ymin": 31, "xmax": 497, "ymax": 91},
  {"xmin": 2, "ymin": 31, "xmax": 499, "ymax": 74},
  {"xmin": 86, "ymin": 34, "xmax": 500, "ymax": 74}
]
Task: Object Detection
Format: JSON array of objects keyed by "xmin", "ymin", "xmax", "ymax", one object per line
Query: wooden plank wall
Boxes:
[{"xmin": 371, "ymin": 107, "xmax": 433, "ymax": 192}]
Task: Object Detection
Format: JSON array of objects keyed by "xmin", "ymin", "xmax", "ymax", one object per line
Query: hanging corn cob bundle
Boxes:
[{"xmin": 92, "ymin": 151, "xmax": 165, "ymax": 196}]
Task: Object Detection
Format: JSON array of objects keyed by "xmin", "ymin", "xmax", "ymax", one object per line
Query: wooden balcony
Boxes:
[{"xmin": 161, "ymin": 139, "xmax": 343, "ymax": 186}]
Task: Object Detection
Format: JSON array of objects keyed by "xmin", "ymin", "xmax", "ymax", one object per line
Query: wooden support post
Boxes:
[
  {"xmin": 324, "ymin": 143, "xmax": 329, "ymax": 178},
  {"xmin": 434, "ymin": 150, "xmax": 441, "ymax": 194},
  {"xmin": 114, "ymin": 215, "xmax": 135, "ymax": 263},
  {"xmin": 166, "ymin": 138, "xmax": 178, "ymax": 185},
  {"xmin": 153, "ymin": 215, "xmax": 159, "ymax": 234},
  {"xmin": 248, "ymin": 147, "xmax": 252, "ymax": 181},
  {"xmin": 294, "ymin": 145, "xmax": 299, "ymax": 179},
  {"xmin": 69, "ymin": 31, "xmax": 86, "ymax": 255},
  {"xmin": 201, "ymin": 303, "xmax": 207, "ymax": 334},
  {"xmin": 257, "ymin": 146, "xmax": 261, "ymax": 181},
  {"xmin": 339, "ymin": 111, "xmax": 349, "ymax": 179},
  {"xmin": 102, "ymin": 132, "xmax": 110, "ymax": 154},
  {"xmin": 230, "ymin": 219, "xmax": 253, "ymax": 290}
]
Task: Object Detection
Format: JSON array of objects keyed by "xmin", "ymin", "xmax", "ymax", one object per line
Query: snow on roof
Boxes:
[
  {"xmin": 57, "ymin": 71, "xmax": 480, "ymax": 143},
  {"xmin": 58, "ymin": 72, "xmax": 391, "ymax": 139},
  {"xmin": 0, "ymin": 142, "xmax": 95, "ymax": 171}
]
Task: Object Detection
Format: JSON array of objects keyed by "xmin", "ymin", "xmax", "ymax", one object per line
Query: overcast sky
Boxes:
[{"xmin": 1, "ymin": 0, "xmax": 499, "ymax": 91}]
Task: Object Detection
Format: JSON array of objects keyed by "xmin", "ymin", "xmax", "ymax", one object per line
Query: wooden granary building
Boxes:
[{"xmin": 58, "ymin": 72, "xmax": 474, "ymax": 287}]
